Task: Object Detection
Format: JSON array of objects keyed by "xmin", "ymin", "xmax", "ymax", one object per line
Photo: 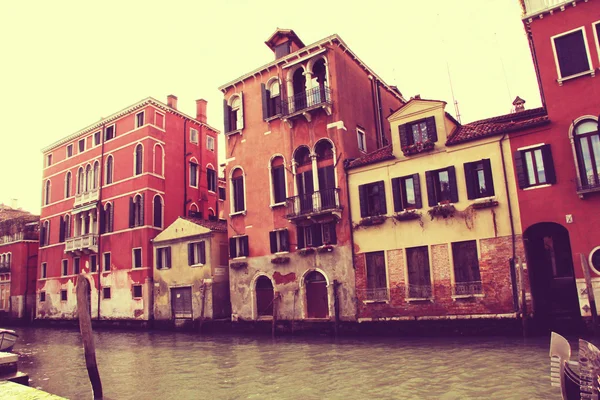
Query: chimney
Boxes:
[
  {"xmin": 167, "ymin": 94, "xmax": 178, "ymax": 110},
  {"xmin": 195, "ymin": 99, "xmax": 207, "ymax": 124},
  {"xmin": 10, "ymin": 199, "xmax": 18, "ymax": 210},
  {"xmin": 512, "ymin": 96, "xmax": 526, "ymax": 113}
]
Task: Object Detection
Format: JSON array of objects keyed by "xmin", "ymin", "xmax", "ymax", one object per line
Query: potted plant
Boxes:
[
  {"xmin": 393, "ymin": 209, "xmax": 422, "ymax": 222},
  {"xmin": 230, "ymin": 261, "xmax": 248, "ymax": 269},
  {"xmin": 472, "ymin": 199, "xmax": 499, "ymax": 210},
  {"xmin": 317, "ymin": 244, "xmax": 335, "ymax": 253},
  {"xmin": 298, "ymin": 247, "xmax": 316, "ymax": 256},
  {"xmin": 271, "ymin": 256, "xmax": 290, "ymax": 264},
  {"xmin": 401, "ymin": 140, "xmax": 434, "ymax": 156},
  {"xmin": 357, "ymin": 215, "xmax": 387, "ymax": 228},
  {"xmin": 427, "ymin": 203, "xmax": 456, "ymax": 220}
]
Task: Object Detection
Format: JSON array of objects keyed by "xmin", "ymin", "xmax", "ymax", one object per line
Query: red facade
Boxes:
[{"xmin": 37, "ymin": 96, "xmax": 218, "ymax": 321}]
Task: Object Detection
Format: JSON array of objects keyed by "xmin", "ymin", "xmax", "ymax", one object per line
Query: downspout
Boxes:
[
  {"xmin": 24, "ymin": 244, "xmax": 30, "ymax": 321},
  {"xmin": 183, "ymin": 119, "xmax": 188, "ymax": 216},
  {"xmin": 96, "ymin": 123, "xmax": 106, "ymax": 321},
  {"xmin": 499, "ymin": 133, "xmax": 519, "ymax": 312},
  {"xmin": 343, "ymin": 160, "xmax": 358, "ymax": 321}
]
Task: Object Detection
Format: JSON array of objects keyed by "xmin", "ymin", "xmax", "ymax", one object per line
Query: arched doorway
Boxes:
[
  {"xmin": 255, "ymin": 276, "xmax": 274, "ymax": 318},
  {"xmin": 292, "ymin": 68, "xmax": 307, "ymax": 111},
  {"xmin": 305, "ymin": 271, "xmax": 328, "ymax": 318},
  {"xmin": 524, "ymin": 222, "xmax": 580, "ymax": 325}
]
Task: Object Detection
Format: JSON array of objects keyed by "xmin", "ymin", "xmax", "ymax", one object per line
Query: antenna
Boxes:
[{"xmin": 446, "ymin": 62, "xmax": 461, "ymax": 124}]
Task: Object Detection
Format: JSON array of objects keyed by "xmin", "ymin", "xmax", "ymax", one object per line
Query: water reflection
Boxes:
[{"xmin": 12, "ymin": 327, "xmax": 561, "ymax": 399}]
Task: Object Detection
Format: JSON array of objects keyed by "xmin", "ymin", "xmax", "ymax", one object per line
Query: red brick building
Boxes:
[
  {"xmin": 512, "ymin": 0, "xmax": 600, "ymax": 328},
  {"xmin": 37, "ymin": 96, "xmax": 218, "ymax": 322},
  {"xmin": 219, "ymin": 29, "xmax": 404, "ymax": 323},
  {"xmin": 0, "ymin": 204, "xmax": 39, "ymax": 321}
]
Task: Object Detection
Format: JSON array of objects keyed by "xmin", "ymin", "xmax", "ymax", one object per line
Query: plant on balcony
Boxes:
[
  {"xmin": 230, "ymin": 261, "xmax": 248, "ymax": 269},
  {"xmin": 271, "ymin": 256, "xmax": 290, "ymax": 265},
  {"xmin": 298, "ymin": 247, "xmax": 316, "ymax": 256},
  {"xmin": 355, "ymin": 215, "xmax": 387, "ymax": 229},
  {"xmin": 472, "ymin": 199, "xmax": 499, "ymax": 210},
  {"xmin": 393, "ymin": 210, "xmax": 422, "ymax": 222},
  {"xmin": 401, "ymin": 140, "xmax": 434, "ymax": 156},
  {"xmin": 427, "ymin": 203, "xmax": 456, "ymax": 220},
  {"xmin": 317, "ymin": 244, "xmax": 335, "ymax": 253}
]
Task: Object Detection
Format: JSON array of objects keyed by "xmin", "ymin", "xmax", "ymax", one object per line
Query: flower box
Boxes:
[
  {"xmin": 427, "ymin": 204, "xmax": 456, "ymax": 220},
  {"xmin": 271, "ymin": 256, "xmax": 290, "ymax": 265},
  {"xmin": 472, "ymin": 199, "xmax": 499, "ymax": 210},
  {"xmin": 357, "ymin": 215, "xmax": 387, "ymax": 228},
  {"xmin": 393, "ymin": 210, "xmax": 422, "ymax": 221},
  {"xmin": 298, "ymin": 247, "xmax": 316, "ymax": 256},
  {"xmin": 230, "ymin": 261, "xmax": 248, "ymax": 269},
  {"xmin": 317, "ymin": 245, "xmax": 335, "ymax": 253},
  {"xmin": 401, "ymin": 140, "xmax": 434, "ymax": 156}
]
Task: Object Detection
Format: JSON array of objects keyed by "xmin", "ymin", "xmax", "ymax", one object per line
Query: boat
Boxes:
[
  {"xmin": 549, "ymin": 332, "xmax": 600, "ymax": 400},
  {"xmin": 0, "ymin": 329, "xmax": 18, "ymax": 352}
]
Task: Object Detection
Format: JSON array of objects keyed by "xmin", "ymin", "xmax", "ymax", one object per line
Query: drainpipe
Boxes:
[
  {"xmin": 499, "ymin": 133, "xmax": 519, "ymax": 311},
  {"xmin": 343, "ymin": 159, "xmax": 358, "ymax": 320},
  {"xmin": 97, "ymin": 123, "xmax": 106, "ymax": 321},
  {"xmin": 183, "ymin": 119, "xmax": 188, "ymax": 216},
  {"xmin": 24, "ymin": 244, "xmax": 30, "ymax": 322}
]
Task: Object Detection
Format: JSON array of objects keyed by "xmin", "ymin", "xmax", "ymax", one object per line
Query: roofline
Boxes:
[
  {"xmin": 446, "ymin": 117, "xmax": 551, "ymax": 146},
  {"xmin": 387, "ymin": 98, "xmax": 447, "ymax": 120},
  {"xmin": 41, "ymin": 97, "xmax": 220, "ymax": 153},
  {"xmin": 218, "ymin": 34, "xmax": 406, "ymax": 103}
]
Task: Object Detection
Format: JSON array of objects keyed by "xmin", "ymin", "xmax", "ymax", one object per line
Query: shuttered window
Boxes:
[
  {"xmin": 399, "ymin": 116, "xmax": 438, "ymax": 149},
  {"xmin": 207, "ymin": 168, "xmax": 217, "ymax": 192},
  {"xmin": 366, "ymin": 251, "xmax": 387, "ymax": 290},
  {"xmin": 296, "ymin": 222, "xmax": 337, "ymax": 249},
  {"xmin": 425, "ymin": 166, "xmax": 458, "ymax": 206},
  {"xmin": 229, "ymin": 236, "xmax": 249, "ymax": 258},
  {"xmin": 392, "ymin": 174, "xmax": 422, "ymax": 211},
  {"xmin": 232, "ymin": 175, "xmax": 245, "ymax": 212},
  {"xmin": 269, "ymin": 230, "xmax": 289, "ymax": 253},
  {"xmin": 514, "ymin": 145, "xmax": 556, "ymax": 189},
  {"xmin": 188, "ymin": 242, "xmax": 206, "ymax": 265},
  {"xmin": 271, "ymin": 166, "xmax": 286, "ymax": 204},
  {"xmin": 358, "ymin": 181, "xmax": 387, "ymax": 217},
  {"xmin": 156, "ymin": 247, "xmax": 172, "ymax": 269},
  {"xmin": 406, "ymin": 246, "xmax": 432, "ymax": 299},
  {"xmin": 552, "ymin": 28, "xmax": 591, "ymax": 79},
  {"xmin": 189, "ymin": 162, "xmax": 198, "ymax": 187},
  {"xmin": 464, "ymin": 159, "xmax": 495, "ymax": 199}
]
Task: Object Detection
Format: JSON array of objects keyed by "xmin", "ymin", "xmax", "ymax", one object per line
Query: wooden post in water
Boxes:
[
  {"xmin": 581, "ymin": 254, "xmax": 598, "ymax": 335},
  {"xmin": 198, "ymin": 281, "xmax": 207, "ymax": 334},
  {"xmin": 76, "ymin": 275, "xmax": 103, "ymax": 400},
  {"xmin": 271, "ymin": 292, "xmax": 278, "ymax": 339},
  {"xmin": 517, "ymin": 258, "xmax": 528, "ymax": 337},
  {"xmin": 333, "ymin": 280, "xmax": 340, "ymax": 338}
]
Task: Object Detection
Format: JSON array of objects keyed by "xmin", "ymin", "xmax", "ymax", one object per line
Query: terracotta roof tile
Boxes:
[
  {"xmin": 181, "ymin": 217, "xmax": 227, "ymax": 232},
  {"xmin": 345, "ymin": 145, "xmax": 395, "ymax": 169}
]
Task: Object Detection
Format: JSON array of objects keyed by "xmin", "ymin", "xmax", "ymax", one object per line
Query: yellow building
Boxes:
[
  {"xmin": 346, "ymin": 98, "xmax": 543, "ymax": 322},
  {"xmin": 152, "ymin": 217, "xmax": 230, "ymax": 327}
]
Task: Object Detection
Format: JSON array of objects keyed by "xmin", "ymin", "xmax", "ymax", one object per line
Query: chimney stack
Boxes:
[
  {"xmin": 512, "ymin": 96, "xmax": 526, "ymax": 113},
  {"xmin": 167, "ymin": 94, "xmax": 178, "ymax": 110},
  {"xmin": 195, "ymin": 99, "xmax": 208, "ymax": 124}
]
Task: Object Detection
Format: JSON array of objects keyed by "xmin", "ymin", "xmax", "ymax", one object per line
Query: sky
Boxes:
[{"xmin": 0, "ymin": 0, "xmax": 540, "ymax": 214}]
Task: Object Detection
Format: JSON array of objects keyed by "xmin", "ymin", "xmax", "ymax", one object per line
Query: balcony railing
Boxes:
[
  {"xmin": 285, "ymin": 188, "xmax": 341, "ymax": 219},
  {"xmin": 0, "ymin": 231, "xmax": 38, "ymax": 244},
  {"xmin": 453, "ymin": 281, "xmax": 483, "ymax": 296},
  {"xmin": 65, "ymin": 233, "xmax": 98, "ymax": 253},
  {"xmin": 577, "ymin": 175, "xmax": 600, "ymax": 196},
  {"xmin": 407, "ymin": 283, "xmax": 432, "ymax": 299},
  {"xmin": 74, "ymin": 188, "xmax": 99, "ymax": 208},
  {"xmin": 359, "ymin": 287, "xmax": 389, "ymax": 302},
  {"xmin": 282, "ymin": 85, "xmax": 332, "ymax": 116},
  {"xmin": 522, "ymin": 0, "xmax": 570, "ymax": 16},
  {"xmin": 0, "ymin": 262, "xmax": 10, "ymax": 273}
]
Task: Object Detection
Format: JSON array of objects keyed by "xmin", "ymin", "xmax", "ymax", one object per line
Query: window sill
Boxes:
[
  {"xmin": 257, "ymin": 315, "xmax": 273, "ymax": 321},
  {"xmin": 229, "ymin": 211, "xmax": 247, "ymax": 217},
  {"xmin": 232, "ymin": 256, "xmax": 247, "ymax": 261},
  {"xmin": 274, "ymin": 251, "xmax": 289, "ymax": 256},
  {"xmin": 452, "ymin": 294, "xmax": 484, "ymax": 300},
  {"xmin": 557, "ymin": 69, "xmax": 596, "ymax": 85},
  {"xmin": 270, "ymin": 202, "xmax": 286, "ymax": 209},
  {"xmin": 362, "ymin": 299, "xmax": 389, "ymax": 304},
  {"xmin": 190, "ymin": 263, "xmax": 206, "ymax": 268},
  {"xmin": 523, "ymin": 183, "xmax": 551, "ymax": 191},
  {"xmin": 156, "ymin": 267, "xmax": 171, "ymax": 271},
  {"xmin": 225, "ymin": 129, "xmax": 243, "ymax": 137},
  {"xmin": 265, "ymin": 114, "xmax": 282, "ymax": 122},
  {"xmin": 406, "ymin": 297, "xmax": 433, "ymax": 303}
]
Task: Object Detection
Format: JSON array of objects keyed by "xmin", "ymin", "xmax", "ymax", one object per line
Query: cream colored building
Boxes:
[{"xmin": 152, "ymin": 217, "xmax": 229, "ymax": 325}]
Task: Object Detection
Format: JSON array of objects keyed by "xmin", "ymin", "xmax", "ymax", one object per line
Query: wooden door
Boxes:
[{"xmin": 306, "ymin": 271, "xmax": 328, "ymax": 318}]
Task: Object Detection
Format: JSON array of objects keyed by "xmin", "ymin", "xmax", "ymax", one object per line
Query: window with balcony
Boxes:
[
  {"xmin": 425, "ymin": 167, "xmax": 458, "ymax": 205},
  {"xmin": 74, "ymin": 257, "xmax": 80, "ymax": 274},
  {"xmin": 134, "ymin": 144, "xmax": 143, "ymax": 176},
  {"xmin": 189, "ymin": 161, "xmax": 198, "ymax": 188},
  {"xmin": 61, "ymin": 259, "xmax": 68, "ymax": 276},
  {"xmin": 514, "ymin": 145, "xmax": 556, "ymax": 189},
  {"xmin": 207, "ymin": 136, "xmax": 215, "ymax": 152},
  {"xmin": 229, "ymin": 235, "xmax": 248, "ymax": 258},
  {"xmin": 41, "ymin": 262, "xmax": 47, "ymax": 279},
  {"xmin": 61, "ymin": 290, "xmax": 68, "ymax": 301},
  {"xmin": 406, "ymin": 246, "xmax": 432, "ymax": 299},
  {"xmin": 392, "ymin": 174, "xmax": 422, "ymax": 211},
  {"xmin": 129, "ymin": 194, "xmax": 144, "ymax": 227},
  {"xmin": 65, "ymin": 171, "xmax": 72, "ymax": 198},
  {"xmin": 188, "ymin": 241, "xmax": 206, "ymax": 265},
  {"xmin": 269, "ymin": 229, "xmax": 289, "ymax": 253},
  {"xmin": 207, "ymin": 167, "xmax": 216, "ymax": 192},
  {"xmin": 399, "ymin": 117, "xmax": 438, "ymax": 155},
  {"xmin": 132, "ymin": 248, "xmax": 142, "ymax": 269},
  {"xmin": 156, "ymin": 247, "xmax": 171, "ymax": 269},
  {"xmin": 78, "ymin": 138, "xmax": 85, "ymax": 153},
  {"xmin": 136, "ymin": 111, "xmax": 144, "ymax": 128},
  {"xmin": 464, "ymin": 159, "xmax": 495, "ymax": 199},
  {"xmin": 358, "ymin": 181, "xmax": 387, "ymax": 217},
  {"xmin": 224, "ymin": 93, "xmax": 244, "ymax": 133},
  {"xmin": 133, "ymin": 285, "xmax": 142, "ymax": 299},
  {"xmin": 105, "ymin": 155, "xmax": 114, "ymax": 185},
  {"xmin": 270, "ymin": 156, "xmax": 286, "ymax": 205},
  {"xmin": 104, "ymin": 125, "xmax": 115, "ymax": 141},
  {"xmin": 103, "ymin": 252, "xmax": 111, "ymax": 272},
  {"xmin": 297, "ymin": 222, "xmax": 337, "ymax": 249},
  {"xmin": 66, "ymin": 144, "xmax": 73, "ymax": 158},
  {"xmin": 262, "ymin": 79, "xmax": 282, "ymax": 120},
  {"xmin": 90, "ymin": 255, "xmax": 97, "ymax": 273},
  {"xmin": 452, "ymin": 240, "xmax": 482, "ymax": 296},
  {"xmin": 153, "ymin": 195, "xmax": 163, "ymax": 228},
  {"xmin": 231, "ymin": 168, "xmax": 245, "ymax": 214},
  {"xmin": 365, "ymin": 251, "xmax": 388, "ymax": 301},
  {"xmin": 103, "ymin": 287, "xmax": 111, "ymax": 299},
  {"xmin": 44, "ymin": 180, "xmax": 51, "ymax": 205},
  {"xmin": 357, "ymin": 127, "xmax": 366, "ymax": 152},
  {"xmin": 572, "ymin": 120, "xmax": 600, "ymax": 192},
  {"xmin": 190, "ymin": 128, "xmax": 199, "ymax": 144},
  {"xmin": 552, "ymin": 27, "xmax": 592, "ymax": 80}
]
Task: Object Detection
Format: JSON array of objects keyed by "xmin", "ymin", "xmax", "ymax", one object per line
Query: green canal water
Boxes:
[{"xmin": 11, "ymin": 327, "xmax": 562, "ymax": 399}]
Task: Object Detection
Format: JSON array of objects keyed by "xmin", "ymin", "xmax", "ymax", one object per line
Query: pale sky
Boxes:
[{"xmin": 0, "ymin": 0, "xmax": 540, "ymax": 214}]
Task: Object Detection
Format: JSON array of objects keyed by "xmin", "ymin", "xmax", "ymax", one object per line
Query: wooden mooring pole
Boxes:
[
  {"xmin": 517, "ymin": 258, "xmax": 528, "ymax": 337},
  {"xmin": 333, "ymin": 280, "xmax": 340, "ymax": 338},
  {"xmin": 581, "ymin": 254, "xmax": 599, "ymax": 335},
  {"xmin": 76, "ymin": 275, "xmax": 103, "ymax": 400},
  {"xmin": 198, "ymin": 282, "xmax": 207, "ymax": 334},
  {"xmin": 271, "ymin": 293, "xmax": 278, "ymax": 339}
]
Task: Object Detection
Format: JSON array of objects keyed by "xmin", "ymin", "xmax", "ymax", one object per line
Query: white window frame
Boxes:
[
  {"xmin": 154, "ymin": 111, "xmax": 165, "ymax": 129},
  {"xmin": 105, "ymin": 124, "xmax": 116, "ymax": 141},
  {"xmin": 229, "ymin": 166, "xmax": 247, "ymax": 215},
  {"xmin": 593, "ymin": 20, "xmax": 600, "ymax": 65},
  {"xmin": 189, "ymin": 241, "xmax": 206, "ymax": 266},
  {"xmin": 357, "ymin": 127, "xmax": 367, "ymax": 152},
  {"xmin": 133, "ymin": 143, "xmax": 144, "ymax": 176},
  {"xmin": 78, "ymin": 138, "xmax": 86, "ymax": 154},
  {"xmin": 61, "ymin": 259, "xmax": 68, "ymax": 276},
  {"xmin": 231, "ymin": 235, "xmax": 248, "ymax": 259},
  {"xmin": 156, "ymin": 246, "xmax": 171, "ymax": 269},
  {"xmin": 46, "ymin": 153, "xmax": 53, "ymax": 167},
  {"xmin": 132, "ymin": 284, "xmax": 143, "ymax": 299},
  {"xmin": 132, "ymin": 247, "xmax": 143, "ymax": 269},
  {"xmin": 73, "ymin": 257, "xmax": 81, "ymax": 275},
  {"xmin": 551, "ymin": 26, "xmax": 594, "ymax": 82},
  {"xmin": 189, "ymin": 160, "xmax": 199, "ymax": 188},
  {"xmin": 207, "ymin": 136, "xmax": 215, "ymax": 151},
  {"xmin": 41, "ymin": 262, "xmax": 47, "ymax": 279},
  {"xmin": 103, "ymin": 252, "xmax": 111, "ymax": 272},
  {"xmin": 135, "ymin": 111, "xmax": 145, "ymax": 128},
  {"xmin": 207, "ymin": 165, "xmax": 216, "ymax": 193},
  {"xmin": 66, "ymin": 144, "xmax": 73, "ymax": 158},
  {"xmin": 190, "ymin": 128, "xmax": 199, "ymax": 144},
  {"xmin": 272, "ymin": 229, "xmax": 289, "ymax": 254},
  {"xmin": 93, "ymin": 131, "xmax": 101, "ymax": 147},
  {"xmin": 64, "ymin": 171, "xmax": 72, "ymax": 198},
  {"xmin": 105, "ymin": 154, "xmax": 114, "ymax": 185}
]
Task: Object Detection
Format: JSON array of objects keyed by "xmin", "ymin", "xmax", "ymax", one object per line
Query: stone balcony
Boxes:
[
  {"xmin": 65, "ymin": 233, "xmax": 98, "ymax": 254},
  {"xmin": 74, "ymin": 188, "xmax": 99, "ymax": 208}
]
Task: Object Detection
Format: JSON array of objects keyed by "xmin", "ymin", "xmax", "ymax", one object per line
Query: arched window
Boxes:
[
  {"xmin": 134, "ymin": 144, "xmax": 143, "ymax": 176},
  {"xmin": 573, "ymin": 119, "xmax": 600, "ymax": 189},
  {"xmin": 77, "ymin": 167, "xmax": 85, "ymax": 194},
  {"xmin": 224, "ymin": 94, "xmax": 244, "ymax": 133},
  {"xmin": 40, "ymin": 220, "xmax": 50, "ymax": 246},
  {"xmin": 231, "ymin": 167, "xmax": 245, "ymax": 213},
  {"xmin": 263, "ymin": 79, "xmax": 282, "ymax": 119},
  {"xmin": 291, "ymin": 68, "xmax": 307, "ymax": 112},
  {"xmin": 314, "ymin": 140, "xmax": 336, "ymax": 207},
  {"xmin": 85, "ymin": 164, "xmax": 92, "ymax": 192},
  {"xmin": 93, "ymin": 161, "xmax": 99, "ymax": 189},
  {"xmin": 153, "ymin": 195, "xmax": 163, "ymax": 228},
  {"xmin": 103, "ymin": 202, "xmax": 114, "ymax": 233},
  {"xmin": 153, "ymin": 144, "xmax": 164, "ymax": 176},
  {"xmin": 311, "ymin": 58, "xmax": 329, "ymax": 104},
  {"xmin": 65, "ymin": 172, "xmax": 72, "ymax": 198},
  {"xmin": 130, "ymin": 194, "xmax": 144, "ymax": 227},
  {"xmin": 207, "ymin": 165, "xmax": 216, "ymax": 192},
  {"xmin": 5, "ymin": 253, "xmax": 10, "ymax": 268},
  {"xmin": 208, "ymin": 208, "xmax": 216, "ymax": 220},
  {"xmin": 188, "ymin": 203, "xmax": 201, "ymax": 218},
  {"xmin": 105, "ymin": 155, "xmax": 114, "ymax": 184},
  {"xmin": 44, "ymin": 180, "xmax": 51, "ymax": 205},
  {"xmin": 270, "ymin": 156, "xmax": 286, "ymax": 205},
  {"xmin": 63, "ymin": 214, "xmax": 71, "ymax": 240}
]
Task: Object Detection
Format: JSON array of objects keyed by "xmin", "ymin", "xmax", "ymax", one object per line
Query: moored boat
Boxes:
[{"xmin": 0, "ymin": 329, "xmax": 18, "ymax": 352}]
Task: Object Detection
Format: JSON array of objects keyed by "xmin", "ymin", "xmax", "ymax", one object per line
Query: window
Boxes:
[
  {"xmin": 130, "ymin": 194, "xmax": 144, "ymax": 227},
  {"xmin": 269, "ymin": 230, "xmax": 289, "ymax": 253},
  {"xmin": 218, "ymin": 187, "xmax": 226, "ymax": 201},
  {"xmin": 262, "ymin": 81, "xmax": 281, "ymax": 119},
  {"xmin": 103, "ymin": 252, "xmax": 111, "ymax": 272},
  {"xmin": 65, "ymin": 172, "xmax": 72, "ymax": 198},
  {"xmin": 514, "ymin": 145, "xmax": 556, "ymax": 188},
  {"xmin": 155, "ymin": 112, "xmax": 165, "ymax": 129},
  {"xmin": 132, "ymin": 248, "xmax": 142, "ymax": 268},
  {"xmin": 90, "ymin": 255, "xmax": 97, "ymax": 273},
  {"xmin": 358, "ymin": 181, "xmax": 387, "ymax": 217},
  {"xmin": 591, "ymin": 247, "xmax": 600, "ymax": 273},
  {"xmin": 41, "ymin": 263, "xmax": 47, "ymax": 278},
  {"xmin": 104, "ymin": 125, "xmax": 115, "ymax": 141},
  {"xmin": 77, "ymin": 167, "xmax": 85, "ymax": 194},
  {"xmin": 552, "ymin": 28, "xmax": 592, "ymax": 79},
  {"xmin": 464, "ymin": 159, "xmax": 495, "ymax": 199},
  {"xmin": 224, "ymin": 94, "xmax": 244, "ymax": 133},
  {"xmin": 61, "ymin": 290, "xmax": 68, "ymax": 301},
  {"xmin": 94, "ymin": 131, "xmax": 101, "ymax": 146},
  {"xmin": 44, "ymin": 180, "xmax": 51, "ymax": 205},
  {"xmin": 153, "ymin": 196, "xmax": 163, "ymax": 228},
  {"xmin": 207, "ymin": 168, "xmax": 216, "ymax": 192},
  {"xmin": 365, "ymin": 251, "xmax": 388, "ymax": 301},
  {"xmin": 156, "ymin": 247, "xmax": 171, "ymax": 269},
  {"xmin": 190, "ymin": 128, "xmax": 199, "ymax": 144},
  {"xmin": 40, "ymin": 220, "xmax": 50, "ymax": 247},
  {"xmin": 357, "ymin": 128, "xmax": 366, "ymax": 152},
  {"xmin": 406, "ymin": 246, "xmax": 432, "ymax": 299},
  {"xmin": 188, "ymin": 242, "xmax": 206, "ymax": 265},
  {"xmin": 74, "ymin": 257, "xmax": 80, "ymax": 275},
  {"xmin": 134, "ymin": 144, "xmax": 143, "ymax": 175},
  {"xmin": 188, "ymin": 204, "xmax": 202, "ymax": 218},
  {"xmin": 573, "ymin": 120, "xmax": 600, "ymax": 190},
  {"xmin": 78, "ymin": 138, "xmax": 85, "ymax": 153},
  {"xmin": 297, "ymin": 222, "xmax": 337, "ymax": 249},
  {"xmin": 207, "ymin": 136, "xmax": 215, "ymax": 151},
  {"xmin": 59, "ymin": 214, "xmax": 71, "ymax": 242},
  {"xmin": 85, "ymin": 165, "xmax": 92, "ymax": 192},
  {"xmin": 105, "ymin": 155, "xmax": 114, "ymax": 184},
  {"xmin": 392, "ymin": 174, "xmax": 422, "ymax": 211},
  {"xmin": 399, "ymin": 116, "xmax": 438, "ymax": 149},
  {"xmin": 229, "ymin": 235, "xmax": 249, "ymax": 258},
  {"xmin": 133, "ymin": 285, "xmax": 142, "ymax": 298},
  {"xmin": 93, "ymin": 162, "xmax": 99, "ymax": 189},
  {"xmin": 231, "ymin": 168, "xmax": 245, "ymax": 213},
  {"xmin": 61, "ymin": 259, "xmax": 68, "ymax": 276},
  {"xmin": 101, "ymin": 203, "xmax": 114, "ymax": 233},
  {"xmin": 189, "ymin": 162, "xmax": 198, "ymax": 187},
  {"xmin": 66, "ymin": 144, "xmax": 73, "ymax": 158},
  {"xmin": 103, "ymin": 287, "xmax": 111, "ymax": 299},
  {"xmin": 136, "ymin": 111, "xmax": 144, "ymax": 128},
  {"xmin": 46, "ymin": 154, "xmax": 52, "ymax": 167},
  {"xmin": 40, "ymin": 292, "xmax": 46, "ymax": 302},
  {"xmin": 452, "ymin": 240, "xmax": 482, "ymax": 295},
  {"xmin": 425, "ymin": 167, "xmax": 458, "ymax": 205}
]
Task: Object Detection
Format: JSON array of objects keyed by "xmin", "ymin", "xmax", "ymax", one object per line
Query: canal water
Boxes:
[{"xmin": 11, "ymin": 327, "xmax": 561, "ymax": 399}]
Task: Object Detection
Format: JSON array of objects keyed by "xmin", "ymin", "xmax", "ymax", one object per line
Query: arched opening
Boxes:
[
  {"xmin": 135, "ymin": 144, "xmax": 143, "ymax": 175},
  {"xmin": 154, "ymin": 144, "xmax": 164, "ymax": 176},
  {"xmin": 311, "ymin": 58, "xmax": 328, "ymax": 105},
  {"xmin": 294, "ymin": 146, "xmax": 313, "ymax": 214},
  {"xmin": 153, "ymin": 195, "xmax": 163, "ymax": 228},
  {"xmin": 44, "ymin": 180, "xmax": 51, "ymax": 205},
  {"xmin": 231, "ymin": 167, "xmax": 245, "ymax": 213},
  {"xmin": 93, "ymin": 162, "xmax": 99, "ymax": 189},
  {"xmin": 255, "ymin": 276, "xmax": 274, "ymax": 318},
  {"xmin": 270, "ymin": 155, "xmax": 286, "ymax": 205},
  {"xmin": 305, "ymin": 270, "xmax": 328, "ymax": 318},
  {"xmin": 65, "ymin": 171, "xmax": 72, "ymax": 198},
  {"xmin": 292, "ymin": 67, "xmax": 307, "ymax": 112},
  {"xmin": 77, "ymin": 167, "xmax": 85, "ymax": 194},
  {"xmin": 315, "ymin": 140, "xmax": 336, "ymax": 209},
  {"xmin": 572, "ymin": 119, "xmax": 600, "ymax": 189},
  {"xmin": 524, "ymin": 222, "xmax": 580, "ymax": 328},
  {"xmin": 105, "ymin": 155, "xmax": 114, "ymax": 184}
]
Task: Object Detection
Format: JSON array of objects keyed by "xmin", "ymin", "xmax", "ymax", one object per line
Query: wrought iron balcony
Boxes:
[
  {"xmin": 0, "ymin": 262, "xmax": 10, "ymax": 273},
  {"xmin": 576, "ymin": 175, "xmax": 600, "ymax": 197},
  {"xmin": 74, "ymin": 188, "xmax": 99, "ymax": 208},
  {"xmin": 452, "ymin": 281, "xmax": 483, "ymax": 296},
  {"xmin": 282, "ymin": 85, "xmax": 332, "ymax": 120},
  {"xmin": 65, "ymin": 233, "xmax": 98, "ymax": 253},
  {"xmin": 359, "ymin": 287, "xmax": 389, "ymax": 302},
  {"xmin": 407, "ymin": 283, "xmax": 432, "ymax": 299},
  {"xmin": 285, "ymin": 188, "xmax": 341, "ymax": 220},
  {"xmin": 522, "ymin": 0, "xmax": 570, "ymax": 17}
]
